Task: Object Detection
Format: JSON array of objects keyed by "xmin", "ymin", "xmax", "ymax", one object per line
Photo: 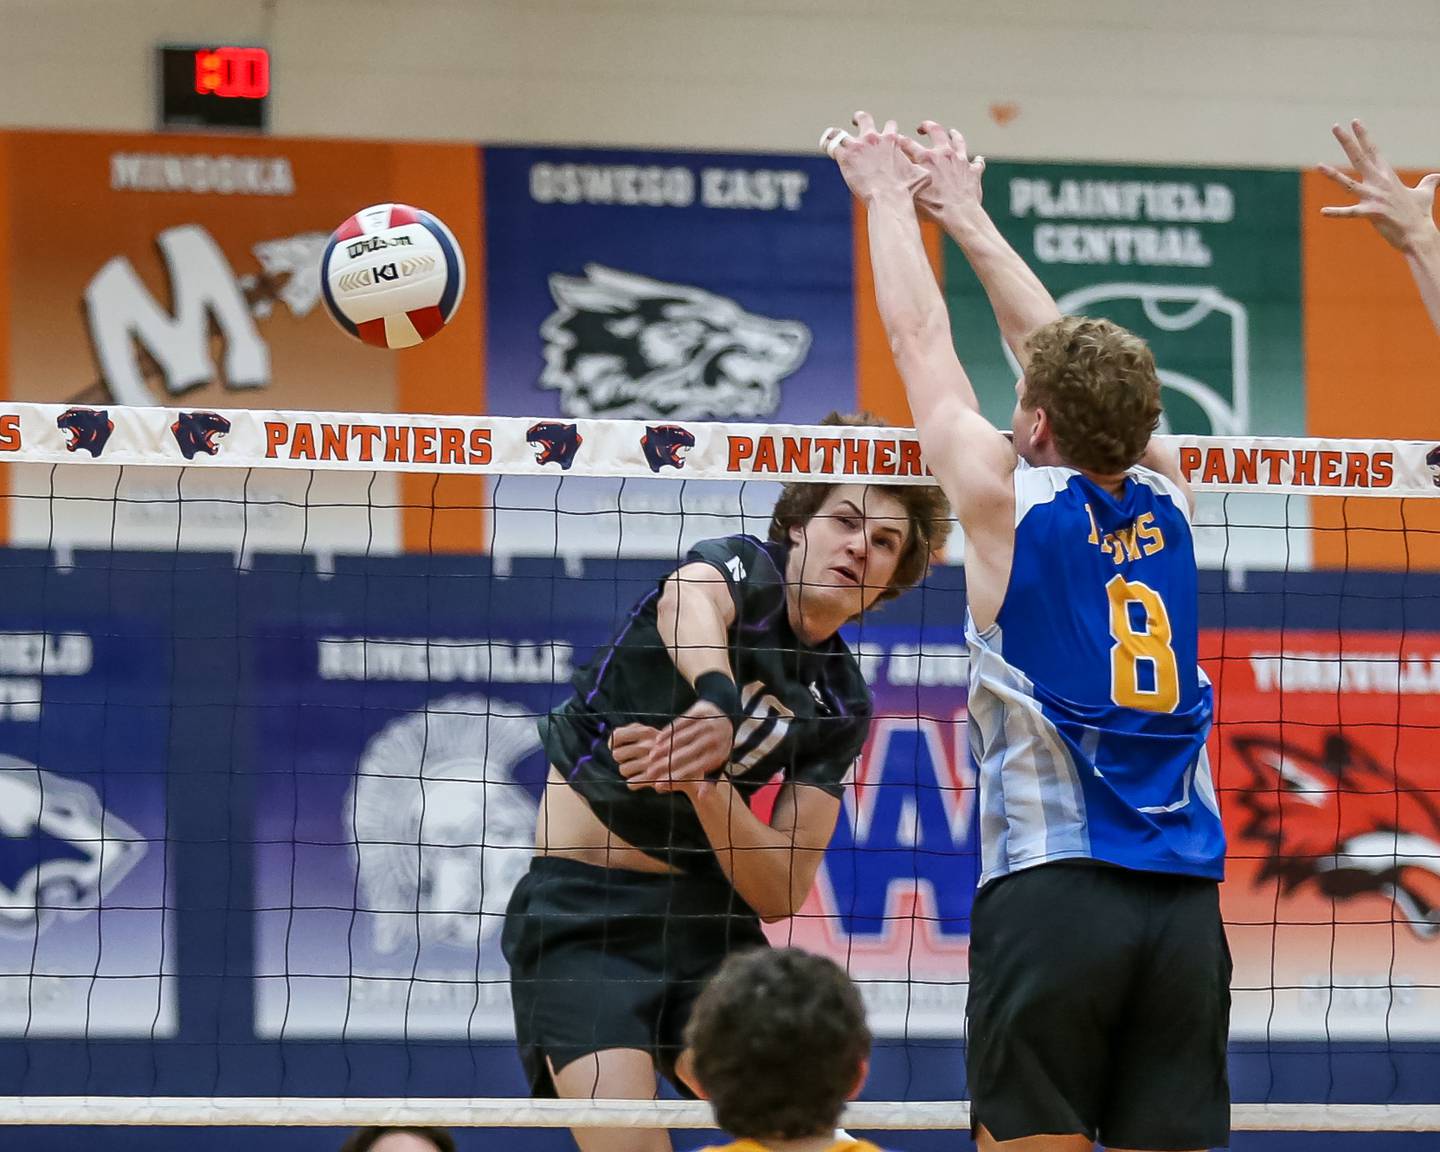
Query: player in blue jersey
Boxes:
[{"xmin": 824, "ymin": 114, "xmax": 1230, "ymax": 1152}]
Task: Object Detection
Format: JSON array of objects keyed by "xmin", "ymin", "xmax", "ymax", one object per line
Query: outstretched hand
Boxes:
[
  {"xmin": 1319, "ymin": 119, "xmax": 1440, "ymax": 253},
  {"xmin": 821, "ymin": 111, "xmax": 930, "ymax": 205},
  {"xmin": 900, "ymin": 120, "xmax": 987, "ymax": 225}
]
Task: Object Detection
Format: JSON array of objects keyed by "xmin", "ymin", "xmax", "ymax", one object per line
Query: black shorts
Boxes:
[
  {"xmin": 967, "ymin": 860, "xmax": 1232, "ymax": 1150},
  {"xmin": 502, "ymin": 855, "xmax": 768, "ymax": 1096}
]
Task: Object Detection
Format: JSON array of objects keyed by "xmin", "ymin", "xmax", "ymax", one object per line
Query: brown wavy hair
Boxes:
[
  {"xmin": 767, "ymin": 411, "xmax": 952, "ymax": 605},
  {"xmin": 1022, "ymin": 316, "xmax": 1162, "ymax": 474},
  {"xmin": 338, "ymin": 1129, "xmax": 455, "ymax": 1152},
  {"xmin": 686, "ymin": 947, "xmax": 870, "ymax": 1140}
]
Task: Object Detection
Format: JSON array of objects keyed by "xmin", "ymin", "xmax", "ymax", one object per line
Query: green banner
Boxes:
[{"xmin": 944, "ymin": 163, "xmax": 1303, "ymax": 437}]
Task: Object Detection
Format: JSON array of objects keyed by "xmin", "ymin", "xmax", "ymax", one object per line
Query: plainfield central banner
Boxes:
[
  {"xmin": 939, "ymin": 161, "xmax": 1306, "ymax": 571},
  {"xmin": 943, "ymin": 163, "xmax": 1304, "ymax": 438}
]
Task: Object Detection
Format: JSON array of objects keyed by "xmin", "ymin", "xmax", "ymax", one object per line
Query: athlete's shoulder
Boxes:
[
  {"xmin": 684, "ymin": 534, "xmax": 787, "ymax": 624},
  {"xmin": 1011, "ymin": 458, "xmax": 1081, "ymax": 523},
  {"xmin": 685, "ymin": 533, "xmax": 785, "ymax": 579}
]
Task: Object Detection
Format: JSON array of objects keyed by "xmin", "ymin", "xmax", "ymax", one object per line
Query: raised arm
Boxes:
[
  {"xmin": 822, "ymin": 113, "xmax": 1014, "ymax": 528},
  {"xmin": 1320, "ymin": 119, "xmax": 1440, "ymax": 340},
  {"xmin": 903, "ymin": 121, "xmax": 1062, "ymax": 367},
  {"xmin": 613, "ymin": 563, "xmax": 737, "ymax": 793}
]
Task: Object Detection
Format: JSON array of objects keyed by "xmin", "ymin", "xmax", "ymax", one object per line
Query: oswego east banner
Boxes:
[{"xmin": 483, "ymin": 145, "xmax": 854, "ymax": 560}]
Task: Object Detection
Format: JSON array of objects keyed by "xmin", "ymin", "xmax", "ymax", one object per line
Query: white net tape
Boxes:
[
  {"xmin": 14, "ymin": 400, "xmax": 1439, "ymax": 495},
  {"xmin": 0, "ymin": 1098, "xmax": 1438, "ymax": 1131}
]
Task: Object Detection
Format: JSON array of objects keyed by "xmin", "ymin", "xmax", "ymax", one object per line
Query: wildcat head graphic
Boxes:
[{"xmin": 540, "ymin": 265, "xmax": 810, "ymax": 420}]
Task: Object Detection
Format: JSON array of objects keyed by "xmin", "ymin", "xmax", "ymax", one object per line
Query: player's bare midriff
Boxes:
[{"xmin": 534, "ymin": 765, "xmax": 682, "ymax": 874}]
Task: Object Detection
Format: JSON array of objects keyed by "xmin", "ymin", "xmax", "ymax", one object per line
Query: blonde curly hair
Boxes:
[{"xmin": 1023, "ymin": 316, "xmax": 1163, "ymax": 474}]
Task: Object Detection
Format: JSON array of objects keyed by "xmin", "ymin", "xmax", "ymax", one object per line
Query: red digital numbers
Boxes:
[{"xmin": 194, "ymin": 47, "xmax": 270, "ymax": 100}]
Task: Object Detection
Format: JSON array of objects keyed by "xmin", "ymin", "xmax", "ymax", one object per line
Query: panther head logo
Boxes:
[
  {"xmin": 1230, "ymin": 730, "xmax": 1440, "ymax": 939},
  {"xmin": 0, "ymin": 758, "xmax": 147, "ymax": 937},
  {"xmin": 1427, "ymin": 445, "xmax": 1440, "ymax": 489},
  {"xmin": 56, "ymin": 407, "xmax": 114, "ymax": 458},
  {"xmin": 540, "ymin": 264, "xmax": 811, "ymax": 420},
  {"xmin": 526, "ymin": 421, "xmax": 582, "ymax": 470},
  {"xmin": 641, "ymin": 424, "xmax": 695, "ymax": 472},
  {"xmin": 171, "ymin": 411, "xmax": 232, "ymax": 459}
]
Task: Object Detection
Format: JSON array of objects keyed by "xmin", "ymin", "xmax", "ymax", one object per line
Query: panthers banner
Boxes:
[{"xmin": 936, "ymin": 161, "xmax": 1306, "ymax": 572}]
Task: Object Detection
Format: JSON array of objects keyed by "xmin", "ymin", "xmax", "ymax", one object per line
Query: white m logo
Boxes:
[{"xmin": 83, "ymin": 224, "xmax": 270, "ymax": 405}]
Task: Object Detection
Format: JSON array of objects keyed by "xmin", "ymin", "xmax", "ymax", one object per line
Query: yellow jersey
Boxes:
[{"xmin": 697, "ymin": 1141, "xmax": 888, "ymax": 1152}]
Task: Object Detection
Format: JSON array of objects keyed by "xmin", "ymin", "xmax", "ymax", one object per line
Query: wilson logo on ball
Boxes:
[{"xmin": 321, "ymin": 203, "xmax": 465, "ymax": 349}]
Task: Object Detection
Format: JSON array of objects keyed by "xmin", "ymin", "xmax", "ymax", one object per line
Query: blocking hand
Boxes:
[
  {"xmin": 821, "ymin": 111, "xmax": 930, "ymax": 205},
  {"xmin": 1320, "ymin": 119, "xmax": 1440, "ymax": 253}
]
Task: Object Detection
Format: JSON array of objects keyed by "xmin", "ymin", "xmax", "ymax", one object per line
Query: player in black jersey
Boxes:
[{"xmin": 502, "ymin": 412, "xmax": 951, "ymax": 1152}]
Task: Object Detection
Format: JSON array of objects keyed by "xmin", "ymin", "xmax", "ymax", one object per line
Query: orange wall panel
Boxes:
[
  {"xmin": 855, "ymin": 204, "xmax": 942, "ymax": 425},
  {"xmin": 392, "ymin": 144, "xmax": 486, "ymax": 554},
  {"xmin": 1303, "ymin": 168, "xmax": 1440, "ymax": 569}
]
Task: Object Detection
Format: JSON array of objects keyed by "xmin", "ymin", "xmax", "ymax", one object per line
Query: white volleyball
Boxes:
[{"xmin": 320, "ymin": 202, "xmax": 465, "ymax": 349}]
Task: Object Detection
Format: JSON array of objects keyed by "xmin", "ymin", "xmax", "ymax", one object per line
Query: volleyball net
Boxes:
[{"xmin": 0, "ymin": 402, "xmax": 1437, "ymax": 1136}]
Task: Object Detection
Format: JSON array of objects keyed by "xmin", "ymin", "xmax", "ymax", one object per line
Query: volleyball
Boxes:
[{"xmin": 320, "ymin": 202, "xmax": 465, "ymax": 349}]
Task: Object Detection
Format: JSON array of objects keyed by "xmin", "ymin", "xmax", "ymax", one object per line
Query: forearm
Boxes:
[
  {"xmin": 1405, "ymin": 229, "xmax": 1440, "ymax": 339},
  {"xmin": 866, "ymin": 189, "xmax": 981, "ymax": 419},
  {"xmin": 941, "ymin": 207, "xmax": 1061, "ymax": 364},
  {"xmin": 688, "ymin": 782, "xmax": 822, "ymax": 922}
]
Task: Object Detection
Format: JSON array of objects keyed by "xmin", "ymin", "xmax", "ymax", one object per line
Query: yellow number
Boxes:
[
  {"xmin": 1135, "ymin": 511, "xmax": 1165, "ymax": 556},
  {"xmin": 1106, "ymin": 575, "xmax": 1180, "ymax": 713}
]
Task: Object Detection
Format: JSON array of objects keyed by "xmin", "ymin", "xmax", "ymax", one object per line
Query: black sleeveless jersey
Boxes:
[{"xmin": 539, "ymin": 534, "xmax": 873, "ymax": 878}]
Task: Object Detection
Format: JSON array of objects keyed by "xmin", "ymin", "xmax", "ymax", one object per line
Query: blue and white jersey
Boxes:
[{"xmin": 966, "ymin": 461, "xmax": 1224, "ymax": 886}]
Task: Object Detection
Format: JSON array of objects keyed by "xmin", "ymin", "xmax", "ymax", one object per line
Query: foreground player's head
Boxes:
[
  {"xmin": 338, "ymin": 1128, "xmax": 455, "ymax": 1152},
  {"xmin": 1012, "ymin": 316, "xmax": 1163, "ymax": 475},
  {"xmin": 686, "ymin": 947, "xmax": 871, "ymax": 1142},
  {"xmin": 768, "ymin": 411, "xmax": 952, "ymax": 621}
]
